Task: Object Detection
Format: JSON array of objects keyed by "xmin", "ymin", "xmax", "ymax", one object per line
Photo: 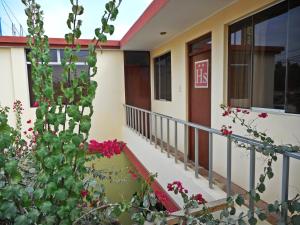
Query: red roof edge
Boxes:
[
  {"xmin": 0, "ymin": 36, "xmax": 120, "ymax": 49},
  {"xmin": 120, "ymin": 0, "xmax": 169, "ymax": 48}
]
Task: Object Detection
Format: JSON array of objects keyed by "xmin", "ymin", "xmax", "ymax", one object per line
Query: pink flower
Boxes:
[
  {"xmin": 236, "ymin": 108, "xmax": 241, "ymax": 113},
  {"xmin": 242, "ymin": 109, "xmax": 250, "ymax": 114},
  {"xmin": 192, "ymin": 193, "xmax": 205, "ymax": 204},
  {"xmin": 33, "ymin": 101, "xmax": 39, "ymax": 107},
  {"xmin": 88, "ymin": 139, "xmax": 125, "ymax": 158},
  {"xmin": 221, "ymin": 125, "xmax": 232, "ymax": 136},
  {"xmin": 222, "ymin": 111, "xmax": 229, "ymax": 117},
  {"xmin": 258, "ymin": 112, "xmax": 268, "ymax": 118},
  {"xmin": 80, "ymin": 189, "xmax": 89, "ymax": 198},
  {"xmin": 167, "ymin": 181, "xmax": 188, "ymax": 194}
]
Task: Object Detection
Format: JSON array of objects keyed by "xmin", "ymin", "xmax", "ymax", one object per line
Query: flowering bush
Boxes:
[{"xmin": 88, "ymin": 139, "xmax": 125, "ymax": 157}]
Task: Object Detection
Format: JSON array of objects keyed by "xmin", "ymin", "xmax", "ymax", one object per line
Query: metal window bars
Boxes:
[{"xmin": 123, "ymin": 104, "xmax": 300, "ymax": 223}]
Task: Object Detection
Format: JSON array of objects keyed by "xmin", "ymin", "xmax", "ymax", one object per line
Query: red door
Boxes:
[{"xmin": 188, "ymin": 33, "xmax": 211, "ymax": 170}]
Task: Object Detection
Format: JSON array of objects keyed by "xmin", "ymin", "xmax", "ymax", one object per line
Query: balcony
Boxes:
[{"xmin": 122, "ymin": 104, "xmax": 300, "ymax": 224}]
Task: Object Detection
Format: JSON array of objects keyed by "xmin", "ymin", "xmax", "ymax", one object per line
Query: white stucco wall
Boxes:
[
  {"xmin": 149, "ymin": 0, "xmax": 300, "ymax": 204},
  {"xmin": 0, "ymin": 47, "xmax": 125, "ymax": 141}
]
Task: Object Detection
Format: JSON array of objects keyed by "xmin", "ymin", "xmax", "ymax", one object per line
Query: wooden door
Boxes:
[
  {"xmin": 124, "ymin": 51, "xmax": 151, "ymax": 136},
  {"xmin": 188, "ymin": 33, "xmax": 211, "ymax": 169}
]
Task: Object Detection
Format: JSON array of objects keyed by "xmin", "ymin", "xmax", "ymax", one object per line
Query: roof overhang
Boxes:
[
  {"xmin": 0, "ymin": 36, "xmax": 120, "ymax": 49},
  {"xmin": 120, "ymin": 0, "xmax": 236, "ymax": 51}
]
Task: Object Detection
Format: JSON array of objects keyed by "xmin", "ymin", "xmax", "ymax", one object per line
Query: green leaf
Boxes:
[
  {"xmin": 248, "ymin": 216, "xmax": 257, "ymax": 225},
  {"xmin": 257, "ymin": 183, "xmax": 266, "ymax": 193},
  {"xmin": 55, "ymin": 189, "xmax": 68, "ymax": 201},
  {"xmin": 46, "ymin": 182, "xmax": 57, "ymax": 196},
  {"xmin": 4, "ymin": 160, "xmax": 18, "ymax": 175},
  {"xmin": 87, "ymin": 55, "xmax": 97, "ymax": 67},
  {"xmin": 27, "ymin": 209, "xmax": 40, "ymax": 223},
  {"xmin": 40, "ymin": 201, "xmax": 52, "ymax": 213},
  {"xmin": 15, "ymin": 215, "xmax": 29, "ymax": 225},
  {"xmin": 267, "ymin": 171, "xmax": 274, "ymax": 179},
  {"xmin": 34, "ymin": 188, "xmax": 44, "ymax": 200},
  {"xmin": 72, "ymin": 5, "xmax": 84, "ymax": 15},
  {"xmin": 79, "ymin": 116, "xmax": 91, "ymax": 133},
  {"xmin": 236, "ymin": 194, "xmax": 244, "ymax": 206},
  {"xmin": 0, "ymin": 132, "xmax": 11, "ymax": 150},
  {"xmin": 0, "ymin": 202, "xmax": 17, "ymax": 219},
  {"xmin": 258, "ymin": 212, "xmax": 267, "ymax": 221}
]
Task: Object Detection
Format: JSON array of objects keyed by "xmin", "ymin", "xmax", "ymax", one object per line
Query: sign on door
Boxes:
[{"xmin": 194, "ymin": 59, "xmax": 209, "ymax": 88}]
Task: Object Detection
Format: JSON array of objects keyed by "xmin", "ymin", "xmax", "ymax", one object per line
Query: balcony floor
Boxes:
[{"xmin": 122, "ymin": 126, "xmax": 271, "ymax": 224}]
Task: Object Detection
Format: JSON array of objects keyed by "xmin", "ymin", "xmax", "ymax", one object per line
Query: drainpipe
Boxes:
[{"xmin": 0, "ymin": 17, "xmax": 2, "ymax": 36}]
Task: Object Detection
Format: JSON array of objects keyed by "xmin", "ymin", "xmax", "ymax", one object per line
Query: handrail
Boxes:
[
  {"xmin": 123, "ymin": 104, "xmax": 299, "ymax": 224},
  {"xmin": 124, "ymin": 104, "xmax": 300, "ymax": 159}
]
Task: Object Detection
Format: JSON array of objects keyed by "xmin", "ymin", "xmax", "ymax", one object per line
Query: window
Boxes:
[
  {"xmin": 26, "ymin": 49, "xmax": 89, "ymax": 107},
  {"xmin": 228, "ymin": 0, "xmax": 300, "ymax": 114},
  {"xmin": 154, "ymin": 52, "xmax": 171, "ymax": 101}
]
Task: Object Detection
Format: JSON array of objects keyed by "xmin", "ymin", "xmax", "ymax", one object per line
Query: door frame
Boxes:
[{"xmin": 187, "ymin": 32, "xmax": 212, "ymax": 168}]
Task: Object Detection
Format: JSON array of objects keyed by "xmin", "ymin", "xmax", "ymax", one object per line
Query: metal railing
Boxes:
[{"xmin": 124, "ymin": 104, "xmax": 300, "ymax": 223}]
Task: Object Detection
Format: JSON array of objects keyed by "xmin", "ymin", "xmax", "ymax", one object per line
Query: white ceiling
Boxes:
[{"xmin": 122, "ymin": 0, "xmax": 235, "ymax": 51}]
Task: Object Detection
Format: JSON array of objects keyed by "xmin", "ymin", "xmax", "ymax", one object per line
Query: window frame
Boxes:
[
  {"xmin": 227, "ymin": 0, "xmax": 300, "ymax": 115},
  {"xmin": 153, "ymin": 51, "xmax": 172, "ymax": 101},
  {"xmin": 26, "ymin": 48, "xmax": 89, "ymax": 107}
]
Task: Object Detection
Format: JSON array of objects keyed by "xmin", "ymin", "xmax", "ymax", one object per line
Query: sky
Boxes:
[{"xmin": 0, "ymin": 0, "xmax": 152, "ymax": 40}]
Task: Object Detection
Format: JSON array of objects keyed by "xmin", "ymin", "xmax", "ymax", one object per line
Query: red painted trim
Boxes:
[
  {"xmin": 0, "ymin": 36, "xmax": 120, "ymax": 49},
  {"xmin": 120, "ymin": 0, "xmax": 169, "ymax": 47},
  {"xmin": 123, "ymin": 146, "xmax": 180, "ymax": 213}
]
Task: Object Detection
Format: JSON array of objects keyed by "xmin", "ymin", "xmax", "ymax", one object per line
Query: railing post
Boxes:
[
  {"xmin": 154, "ymin": 114, "xmax": 157, "ymax": 148},
  {"xmin": 127, "ymin": 107, "xmax": 131, "ymax": 128},
  {"xmin": 141, "ymin": 111, "xmax": 144, "ymax": 137},
  {"xmin": 130, "ymin": 107, "xmax": 134, "ymax": 130},
  {"xmin": 160, "ymin": 116, "xmax": 164, "ymax": 152},
  {"xmin": 174, "ymin": 121, "xmax": 178, "ymax": 163},
  {"xmin": 195, "ymin": 128, "xmax": 199, "ymax": 178},
  {"xmin": 135, "ymin": 108, "xmax": 138, "ymax": 133},
  {"xmin": 184, "ymin": 124, "xmax": 188, "ymax": 170},
  {"xmin": 137, "ymin": 109, "xmax": 140, "ymax": 135},
  {"xmin": 249, "ymin": 145, "xmax": 256, "ymax": 215},
  {"xmin": 227, "ymin": 136, "xmax": 232, "ymax": 197},
  {"xmin": 167, "ymin": 118, "xmax": 170, "ymax": 157},
  {"xmin": 149, "ymin": 113, "xmax": 152, "ymax": 144},
  {"xmin": 145, "ymin": 113, "xmax": 148, "ymax": 141},
  {"xmin": 280, "ymin": 154, "xmax": 290, "ymax": 224},
  {"xmin": 209, "ymin": 132, "xmax": 213, "ymax": 188}
]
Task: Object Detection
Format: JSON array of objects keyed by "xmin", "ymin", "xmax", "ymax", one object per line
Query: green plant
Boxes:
[{"xmin": 0, "ymin": 0, "xmax": 122, "ymax": 224}]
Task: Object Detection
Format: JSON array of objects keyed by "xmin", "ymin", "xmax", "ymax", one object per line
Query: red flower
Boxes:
[
  {"xmin": 242, "ymin": 109, "xmax": 250, "ymax": 114},
  {"xmin": 167, "ymin": 181, "xmax": 188, "ymax": 194},
  {"xmin": 80, "ymin": 189, "xmax": 89, "ymax": 198},
  {"xmin": 221, "ymin": 125, "xmax": 232, "ymax": 136},
  {"xmin": 236, "ymin": 108, "xmax": 241, "ymax": 113},
  {"xmin": 28, "ymin": 128, "xmax": 33, "ymax": 132},
  {"xmin": 222, "ymin": 111, "xmax": 229, "ymax": 117},
  {"xmin": 27, "ymin": 119, "xmax": 32, "ymax": 124},
  {"xmin": 33, "ymin": 101, "xmax": 39, "ymax": 107},
  {"xmin": 258, "ymin": 112, "xmax": 268, "ymax": 118},
  {"xmin": 88, "ymin": 139, "xmax": 125, "ymax": 158},
  {"xmin": 192, "ymin": 193, "xmax": 204, "ymax": 204}
]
